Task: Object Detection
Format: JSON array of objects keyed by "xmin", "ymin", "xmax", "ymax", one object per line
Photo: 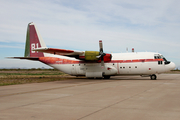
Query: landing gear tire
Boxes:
[
  {"xmin": 104, "ymin": 76, "xmax": 111, "ymax": 79},
  {"xmin": 150, "ymin": 74, "xmax": 157, "ymax": 80}
]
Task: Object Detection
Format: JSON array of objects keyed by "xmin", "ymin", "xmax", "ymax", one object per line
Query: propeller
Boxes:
[{"xmin": 99, "ymin": 40, "xmax": 106, "ymax": 66}]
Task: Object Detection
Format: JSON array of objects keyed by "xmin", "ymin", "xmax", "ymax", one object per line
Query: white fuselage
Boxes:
[
  {"xmin": 39, "ymin": 52, "xmax": 175, "ymax": 77},
  {"xmin": 17, "ymin": 22, "xmax": 176, "ymax": 79}
]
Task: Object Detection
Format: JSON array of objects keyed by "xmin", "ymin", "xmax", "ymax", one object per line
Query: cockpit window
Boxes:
[
  {"xmin": 154, "ymin": 54, "xmax": 163, "ymax": 59},
  {"xmin": 154, "ymin": 54, "xmax": 171, "ymax": 65}
]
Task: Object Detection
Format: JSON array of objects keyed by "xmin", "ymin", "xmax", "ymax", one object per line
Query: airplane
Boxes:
[{"xmin": 10, "ymin": 22, "xmax": 176, "ymax": 80}]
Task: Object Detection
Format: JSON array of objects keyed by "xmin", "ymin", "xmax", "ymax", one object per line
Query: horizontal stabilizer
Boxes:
[{"xmin": 7, "ymin": 57, "xmax": 39, "ymax": 61}]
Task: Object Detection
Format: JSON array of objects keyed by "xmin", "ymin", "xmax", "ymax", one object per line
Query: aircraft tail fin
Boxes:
[{"xmin": 24, "ymin": 22, "xmax": 47, "ymax": 57}]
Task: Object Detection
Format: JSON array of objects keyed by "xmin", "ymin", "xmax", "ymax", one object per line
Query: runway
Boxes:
[{"xmin": 0, "ymin": 74, "xmax": 180, "ymax": 120}]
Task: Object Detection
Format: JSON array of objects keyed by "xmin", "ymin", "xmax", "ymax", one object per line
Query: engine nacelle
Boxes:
[
  {"xmin": 79, "ymin": 51, "xmax": 112, "ymax": 62},
  {"xmin": 84, "ymin": 51, "xmax": 99, "ymax": 60}
]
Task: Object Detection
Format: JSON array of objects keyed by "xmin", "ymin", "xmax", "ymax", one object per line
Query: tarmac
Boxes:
[{"xmin": 0, "ymin": 74, "xmax": 180, "ymax": 120}]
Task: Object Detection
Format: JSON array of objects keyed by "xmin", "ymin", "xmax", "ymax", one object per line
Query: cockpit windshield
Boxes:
[
  {"xmin": 160, "ymin": 55, "xmax": 167, "ymax": 62},
  {"xmin": 154, "ymin": 54, "xmax": 170, "ymax": 64}
]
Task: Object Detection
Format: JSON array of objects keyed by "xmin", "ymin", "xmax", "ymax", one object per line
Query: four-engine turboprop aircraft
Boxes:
[{"xmin": 11, "ymin": 22, "xmax": 176, "ymax": 80}]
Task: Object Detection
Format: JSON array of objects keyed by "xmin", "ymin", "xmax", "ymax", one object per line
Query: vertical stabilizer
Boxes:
[{"xmin": 24, "ymin": 22, "xmax": 46, "ymax": 57}]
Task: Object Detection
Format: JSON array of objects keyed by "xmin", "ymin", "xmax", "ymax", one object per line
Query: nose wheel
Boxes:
[{"xmin": 150, "ymin": 74, "xmax": 157, "ymax": 80}]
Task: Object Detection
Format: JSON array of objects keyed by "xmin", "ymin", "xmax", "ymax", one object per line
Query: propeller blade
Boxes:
[
  {"xmin": 99, "ymin": 40, "xmax": 105, "ymax": 67},
  {"xmin": 99, "ymin": 40, "xmax": 103, "ymax": 54}
]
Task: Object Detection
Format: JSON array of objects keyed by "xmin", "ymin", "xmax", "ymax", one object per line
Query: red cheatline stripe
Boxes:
[{"xmin": 39, "ymin": 57, "xmax": 164, "ymax": 65}]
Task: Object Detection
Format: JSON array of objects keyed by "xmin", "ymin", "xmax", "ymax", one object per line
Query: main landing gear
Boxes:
[
  {"xmin": 103, "ymin": 75, "xmax": 111, "ymax": 79},
  {"xmin": 150, "ymin": 74, "xmax": 157, "ymax": 80}
]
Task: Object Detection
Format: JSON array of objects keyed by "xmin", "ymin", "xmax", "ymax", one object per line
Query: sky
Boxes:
[{"xmin": 0, "ymin": 0, "xmax": 180, "ymax": 69}]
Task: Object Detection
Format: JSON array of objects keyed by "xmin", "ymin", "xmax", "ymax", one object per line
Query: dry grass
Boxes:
[
  {"xmin": 0, "ymin": 69, "xmax": 74, "ymax": 86},
  {"xmin": 0, "ymin": 69, "xmax": 179, "ymax": 86}
]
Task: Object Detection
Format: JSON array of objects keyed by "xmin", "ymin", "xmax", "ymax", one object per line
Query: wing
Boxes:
[
  {"xmin": 33, "ymin": 47, "xmax": 84, "ymax": 56},
  {"xmin": 6, "ymin": 47, "xmax": 83, "ymax": 61},
  {"xmin": 33, "ymin": 47, "xmax": 112, "ymax": 62}
]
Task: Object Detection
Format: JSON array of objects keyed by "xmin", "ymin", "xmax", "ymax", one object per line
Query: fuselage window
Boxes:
[
  {"xmin": 123, "ymin": 67, "xmax": 125, "ymax": 69},
  {"xmin": 129, "ymin": 66, "xmax": 131, "ymax": 68},
  {"xmin": 135, "ymin": 66, "xmax": 137, "ymax": 68},
  {"xmin": 120, "ymin": 67, "xmax": 122, "ymax": 69}
]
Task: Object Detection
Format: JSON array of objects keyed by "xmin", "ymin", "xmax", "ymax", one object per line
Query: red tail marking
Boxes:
[{"xmin": 29, "ymin": 25, "xmax": 44, "ymax": 57}]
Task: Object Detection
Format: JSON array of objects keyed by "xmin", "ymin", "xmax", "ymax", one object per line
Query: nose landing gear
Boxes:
[{"xmin": 150, "ymin": 74, "xmax": 157, "ymax": 80}]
